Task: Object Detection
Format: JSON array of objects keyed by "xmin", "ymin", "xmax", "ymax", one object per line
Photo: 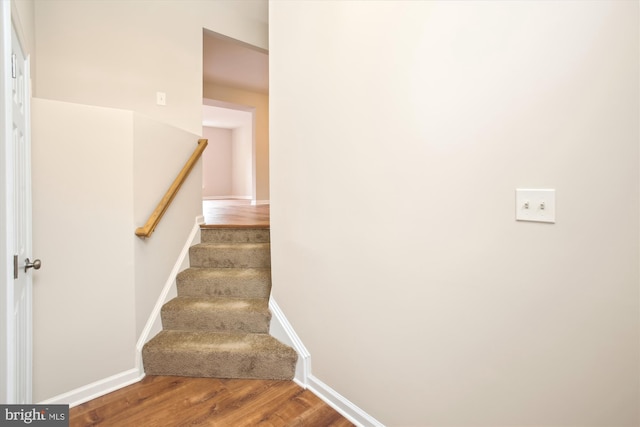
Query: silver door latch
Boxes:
[{"xmin": 24, "ymin": 258, "xmax": 41, "ymax": 273}]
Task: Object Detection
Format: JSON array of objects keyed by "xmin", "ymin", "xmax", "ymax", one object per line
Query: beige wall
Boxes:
[
  {"xmin": 34, "ymin": 0, "xmax": 268, "ymax": 135},
  {"xmin": 31, "ymin": 99, "xmax": 137, "ymax": 402},
  {"xmin": 133, "ymin": 116, "xmax": 202, "ymax": 339},
  {"xmin": 31, "ymin": 100, "xmax": 202, "ymax": 402},
  {"xmin": 202, "ymin": 127, "xmax": 233, "ymax": 198},
  {"xmin": 204, "ymin": 84, "xmax": 269, "ymax": 200},
  {"xmin": 270, "ymin": 1, "xmax": 639, "ymax": 426},
  {"xmin": 231, "ymin": 125, "xmax": 253, "ymax": 198},
  {"xmin": 11, "ymin": 0, "xmax": 35, "ymax": 58}
]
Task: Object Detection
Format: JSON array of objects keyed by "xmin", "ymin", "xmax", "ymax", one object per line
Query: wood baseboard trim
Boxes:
[{"xmin": 39, "ymin": 368, "xmax": 143, "ymax": 407}]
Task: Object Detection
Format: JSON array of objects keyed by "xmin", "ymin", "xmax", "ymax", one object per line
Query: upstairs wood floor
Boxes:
[
  {"xmin": 202, "ymin": 199, "xmax": 269, "ymax": 228},
  {"xmin": 70, "ymin": 376, "xmax": 354, "ymax": 426}
]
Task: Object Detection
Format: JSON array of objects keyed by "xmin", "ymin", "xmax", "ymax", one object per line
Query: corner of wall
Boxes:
[
  {"xmin": 268, "ymin": 299, "xmax": 384, "ymax": 427},
  {"xmin": 41, "ymin": 215, "xmax": 204, "ymax": 408}
]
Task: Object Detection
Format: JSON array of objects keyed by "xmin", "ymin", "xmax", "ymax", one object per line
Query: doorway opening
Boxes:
[
  {"xmin": 201, "ymin": 29, "xmax": 268, "ymax": 216},
  {"xmin": 202, "ymin": 99, "xmax": 255, "ymax": 202}
]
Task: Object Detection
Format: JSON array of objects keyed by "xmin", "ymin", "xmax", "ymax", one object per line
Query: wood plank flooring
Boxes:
[
  {"xmin": 69, "ymin": 376, "xmax": 354, "ymax": 426},
  {"xmin": 202, "ymin": 200, "xmax": 269, "ymax": 228}
]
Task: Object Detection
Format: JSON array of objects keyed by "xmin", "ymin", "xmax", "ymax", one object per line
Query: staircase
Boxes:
[{"xmin": 142, "ymin": 226, "xmax": 297, "ymax": 380}]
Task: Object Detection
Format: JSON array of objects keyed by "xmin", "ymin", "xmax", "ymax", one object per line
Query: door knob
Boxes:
[{"xmin": 24, "ymin": 258, "xmax": 41, "ymax": 273}]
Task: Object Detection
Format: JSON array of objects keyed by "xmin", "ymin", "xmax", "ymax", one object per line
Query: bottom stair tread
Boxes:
[{"xmin": 143, "ymin": 330, "xmax": 297, "ymax": 380}]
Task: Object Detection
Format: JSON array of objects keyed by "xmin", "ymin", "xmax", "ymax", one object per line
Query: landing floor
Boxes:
[{"xmin": 202, "ymin": 199, "xmax": 269, "ymax": 228}]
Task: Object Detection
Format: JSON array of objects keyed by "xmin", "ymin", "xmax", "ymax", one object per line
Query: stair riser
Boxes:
[
  {"xmin": 161, "ymin": 310, "xmax": 271, "ymax": 333},
  {"xmin": 189, "ymin": 245, "xmax": 271, "ymax": 268},
  {"xmin": 201, "ymin": 228, "xmax": 270, "ymax": 244},
  {"xmin": 177, "ymin": 269, "xmax": 271, "ymax": 299},
  {"xmin": 142, "ymin": 351, "xmax": 296, "ymax": 380},
  {"xmin": 176, "ymin": 281, "xmax": 271, "ymax": 299}
]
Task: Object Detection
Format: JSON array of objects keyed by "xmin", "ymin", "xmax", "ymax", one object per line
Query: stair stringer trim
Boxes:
[
  {"xmin": 268, "ymin": 298, "xmax": 385, "ymax": 427},
  {"xmin": 135, "ymin": 215, "xmax": 204, "ymax": 371},
  {"xmin": 268, "ymin": 299, "xmax": 311, "ymax": 385}
]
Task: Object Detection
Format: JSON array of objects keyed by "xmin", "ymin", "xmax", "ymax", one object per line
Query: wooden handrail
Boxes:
[{"xmin": 135, "ymin": 138, "xmax": 208, "ymax": 238}]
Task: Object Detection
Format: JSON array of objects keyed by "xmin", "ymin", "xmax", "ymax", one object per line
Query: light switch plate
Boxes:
[
  {"xmin": 156, "ymin": 91, "xmax": 166, "ymax": 106},
  {"xmin": 516, "ymin": 189, "xmax": 555, "ymax": 223}
]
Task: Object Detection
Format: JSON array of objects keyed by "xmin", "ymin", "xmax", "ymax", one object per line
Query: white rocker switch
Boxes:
[{"xmin": 516, "ymin": 189, "xmax": 556, "ymax": 223}]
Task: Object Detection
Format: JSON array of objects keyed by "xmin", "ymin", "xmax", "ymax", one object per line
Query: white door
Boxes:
[{"xmin": 4, "ymin": 21, "xmax": 34, "ymax": 404}]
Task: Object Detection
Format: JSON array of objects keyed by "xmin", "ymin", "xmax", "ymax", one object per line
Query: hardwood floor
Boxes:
[
  {"xmin": 69, "ymin": 376, "xmax": 354, "ymax": 426},
  {"xmin": 202, "ymin": 200, "xmax": 269, "ymax": 228}
]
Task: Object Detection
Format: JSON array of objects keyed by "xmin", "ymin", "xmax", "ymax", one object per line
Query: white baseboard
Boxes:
[
  {"xmin": 39, "ymin": 368, "xmax": 143, "ymax": 407},
  {"xmin": 269, "ymin": 298, "xmax": 384, "ymax": 427},
  {"xmin": 268, "ymin": 299, "xmax": 311, "ymax": 385},
  {"xmin": 307, "ymin": 375, "xmax": 385, "ymax": 427}
]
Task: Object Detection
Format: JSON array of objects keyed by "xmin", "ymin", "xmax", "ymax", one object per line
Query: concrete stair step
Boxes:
[{"xmin": 161, "ymin": 297, "xmax": 271, "ymax": 333}]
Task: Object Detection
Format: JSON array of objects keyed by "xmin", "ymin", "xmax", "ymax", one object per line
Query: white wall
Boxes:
[
  {"xmin": 270, "ymin": 1, "xmax": 639, "ymax": 426},
  {"xmin": 31, "ymin": 99, "xmax": 137, "ymax": 402},
  {"xmin": 202, "ymin": 126, "xmax": 233, "ymax": 198},
  {"xmin": 34, "ymin": 0, "xmax": 268, "ymax": 136}
]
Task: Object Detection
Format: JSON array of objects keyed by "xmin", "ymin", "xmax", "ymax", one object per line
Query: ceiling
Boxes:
[
  {"xmin": 202, "ymin": 104, "xmax": 252, "ymax": 129},
  {"xmin": 203, "ymin": 31, "xmax": 269, "ymax": 94}
]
